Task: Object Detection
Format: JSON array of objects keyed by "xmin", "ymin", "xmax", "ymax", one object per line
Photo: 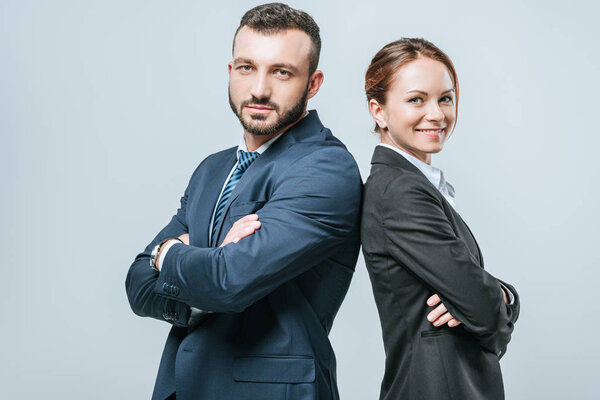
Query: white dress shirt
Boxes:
[{"xmin": 378, "ymin": 143, "xmax": 456, "ymax": 209}]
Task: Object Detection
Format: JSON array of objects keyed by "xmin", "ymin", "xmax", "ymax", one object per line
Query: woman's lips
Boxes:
[{"xmin": 416, "ymin": 128, "xmax": 445, "ymax": 138}]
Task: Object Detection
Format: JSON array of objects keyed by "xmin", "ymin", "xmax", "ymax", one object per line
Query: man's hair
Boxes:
[{"xmin": 233, "ymin": 3, "xmax": 321, "ymax": 75}]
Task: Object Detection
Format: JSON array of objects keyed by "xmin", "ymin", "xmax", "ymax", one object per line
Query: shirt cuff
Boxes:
[
  {"xmin": 157, "ymin": 239, "xmax": 181, "ymax": 272},
  {"xmin": 500, "ymin": 283, "xmax": 515, "ymax": 305}
]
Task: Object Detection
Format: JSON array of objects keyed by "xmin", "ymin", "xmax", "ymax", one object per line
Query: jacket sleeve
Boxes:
[
  {"xmin": 382, "ymin": 174, "xmax": 520, "ymax": 357},
  {"xmin": 154, "ymin": 146, "xmax": 362, "ymax": 313},
  {"xmin": 124, "ymin": 179, "xmax": 194, "ymax": 328}
]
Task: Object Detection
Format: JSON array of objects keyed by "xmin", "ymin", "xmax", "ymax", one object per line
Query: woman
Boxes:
[{"xmin": 361, "ymin": 38, "xmax": 520, "ymax": 400}]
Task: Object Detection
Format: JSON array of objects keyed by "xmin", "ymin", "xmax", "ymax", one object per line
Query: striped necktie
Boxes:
[{"xmin": 211, "ymin": 150, "xmax": 259, "ymax": 245}]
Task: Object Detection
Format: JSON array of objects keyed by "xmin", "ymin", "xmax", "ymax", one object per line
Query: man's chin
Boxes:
[{"xmin": 243, "ymin": 119, "xmax": 280, "ymax": 136}]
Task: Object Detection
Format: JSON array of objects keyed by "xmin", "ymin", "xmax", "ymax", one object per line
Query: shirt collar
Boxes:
[
  {"xmin": 377, "ymin": 143, "xmax": 456, "ymax": 206},
  {"xmin": 237, "ymin": 132, "xmax": 283, "ymax": 159},
  {"xmin": 236, "ymin": 112, "xmax": 309, "ymax": 159}
]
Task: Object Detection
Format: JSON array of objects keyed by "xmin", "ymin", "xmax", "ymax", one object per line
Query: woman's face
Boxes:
[{"xmin": 370, "ymin": 57, "xmax": 456, "ymax": 164}]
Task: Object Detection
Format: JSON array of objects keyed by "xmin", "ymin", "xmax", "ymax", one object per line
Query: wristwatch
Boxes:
[{"xmin": 150, "ymin": 238, "xmax": 182, "ymax": 271}]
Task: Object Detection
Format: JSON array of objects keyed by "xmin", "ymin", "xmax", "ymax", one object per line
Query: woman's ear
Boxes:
[{"xmin": 369, "ymin": 99, "xmax": 387, "ymax": 131}]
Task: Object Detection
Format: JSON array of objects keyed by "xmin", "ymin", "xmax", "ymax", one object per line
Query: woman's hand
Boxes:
[{"xmin": 426, "ymin": 294, "xmax": 462, "ymax": 328}]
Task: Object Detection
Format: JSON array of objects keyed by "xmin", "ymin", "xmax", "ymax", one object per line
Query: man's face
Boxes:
[{"xmin": 228, "ymin": 27, "xmax": 313, "ymax": 136}]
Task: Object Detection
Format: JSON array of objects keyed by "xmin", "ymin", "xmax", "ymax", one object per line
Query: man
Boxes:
[{"xmin": 125, "ymin": 3, "xmax": 362, "ymax": 400}]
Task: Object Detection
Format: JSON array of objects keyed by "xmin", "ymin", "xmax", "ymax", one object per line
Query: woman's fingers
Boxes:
[
  {"xmin": 426, "ymin": 295, "xmax": 463, "ymax": 327},
  {"xmin": 427, "ymin": 302, "xmax": 447, "ymax": 322},
  {"xmin": 433, "ymin": 312, "xmax": 454, "ymax": 327},
  {"xmin": 427, "ymin": 294, "xmax": 441, "ymax": 306},
  {"xmin": 447, "ymin": 318, "xmax": 462, "ymax": 327}
]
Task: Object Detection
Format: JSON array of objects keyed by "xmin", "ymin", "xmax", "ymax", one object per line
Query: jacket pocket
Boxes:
[
  {"xmin": 420, "ymin": 329, "xmax": 458, "ymax": 338},
  {"xmin": 417, "ymin": 331, "xmax": 504, "ymax": 399},
  {"xmin": 233, "ymin": 355, "xmax": 315, "ymax": 384}
]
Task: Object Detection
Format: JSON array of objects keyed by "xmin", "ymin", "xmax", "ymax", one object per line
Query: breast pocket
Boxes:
[{"xmin": 228, "ymin": 200, "xmax": 267, "ymax": 223}]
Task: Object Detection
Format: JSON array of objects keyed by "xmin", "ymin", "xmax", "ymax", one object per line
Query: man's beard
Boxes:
[{"xmin": 229, "ymin": 84, "xmax": 309, "ymax": 136}]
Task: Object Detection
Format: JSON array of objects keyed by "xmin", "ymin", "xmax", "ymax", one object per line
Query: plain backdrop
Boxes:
[{"xmin": 2, "ymin": 0, "xmax": 599, "ymax": 398}]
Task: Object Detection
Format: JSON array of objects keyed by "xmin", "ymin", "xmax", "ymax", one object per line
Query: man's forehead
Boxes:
[{"xmin": 233, "ymin": 27, "xmax": 311, "ymax": 67}]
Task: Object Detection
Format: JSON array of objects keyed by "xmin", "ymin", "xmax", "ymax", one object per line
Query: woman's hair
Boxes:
[{"xmin": 365, "ymin": 38, "xmax": 459, "ymax": 133}]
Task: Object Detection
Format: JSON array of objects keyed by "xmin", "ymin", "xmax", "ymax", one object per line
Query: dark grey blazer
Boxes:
[{"xmin": 361, "ymin": 146, "xmax": 520, "ymax": 400}]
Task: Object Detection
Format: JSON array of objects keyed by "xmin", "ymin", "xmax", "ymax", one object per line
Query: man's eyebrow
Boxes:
[
  {"xmin": 271, "ymin": 63, "xmax": 299, "ymax": 73},
  {"xmin": 233, "ymin": 57, "xmax": 254, "ymax": 65},
  {"xmin": 232, "ymin": 58, "xmax": 299, "ymax": 73}
]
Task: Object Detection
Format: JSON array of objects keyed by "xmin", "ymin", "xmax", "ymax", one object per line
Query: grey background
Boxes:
[{"xmin": 1, "ymin": 0, "xmax": 598, "ymax": 398}]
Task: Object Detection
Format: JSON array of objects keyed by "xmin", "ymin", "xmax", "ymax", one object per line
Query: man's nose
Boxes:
[{"xmin": 250, "ymin": 74, "xmax": 271, "ymax": 100}]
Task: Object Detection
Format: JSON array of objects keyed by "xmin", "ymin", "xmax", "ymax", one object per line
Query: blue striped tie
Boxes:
[{"xmin": 211, "ymin": 150, "xmax": 259, "ymax": 245}]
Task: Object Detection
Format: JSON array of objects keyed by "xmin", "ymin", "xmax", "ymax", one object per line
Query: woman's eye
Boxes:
[
  {"xmin": 440, "ymin": 96, "xmax": 453, "ymax": 103},
  {"xmin": 408, "ymin": 97, "xmax": 423, "ymax": 103}
]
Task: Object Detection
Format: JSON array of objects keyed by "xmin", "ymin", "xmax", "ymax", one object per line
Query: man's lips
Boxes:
[
  {"xmin": 245, "ymin": 105, "xmax": 274, "ymax": 114},
  {"xmin": 416, "ymin": 128, "xmax": 445, "ymax": 138}
]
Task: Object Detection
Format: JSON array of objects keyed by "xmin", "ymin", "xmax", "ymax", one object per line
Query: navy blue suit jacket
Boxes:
[{"xmin": 126, "ymin": 111, "xmax": 362, "ymax": 400}]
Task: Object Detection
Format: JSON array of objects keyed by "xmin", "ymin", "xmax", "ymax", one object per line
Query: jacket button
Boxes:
[
  {"xmin": 162, "ymin": 313, "xmax": 169, "ymax": 320},
  {"xmin": 173, "ymin": 287, "xmax": 180, "ymax": 296},
  {"xmin": 162, "ymin": 283, "xmax": 169, "ymax": 293}
]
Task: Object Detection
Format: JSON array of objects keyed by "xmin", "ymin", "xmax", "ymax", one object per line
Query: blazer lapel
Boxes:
[
  {"xmin": 211, "ymin": 111, "xmax": 324, "ymax": 244},
  {"xmin": 194, "ymin": 149, "xmax": 237, "ymax": 247},
  {"xmin": 372, "ymin": 145, "xmax": 484, "ymax": 265}
]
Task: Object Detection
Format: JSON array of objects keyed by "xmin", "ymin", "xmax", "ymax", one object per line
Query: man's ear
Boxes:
[
  {"xmin": 369, "ymin": 99, "xmax": 387, "ymax": 131},
  {"xmin": 228, "ymin": 62, "xmax": 233, "ymax": 76},
  {"xmin": 306, "ymin": 70, "xmax": 324, "ymax": 100}
]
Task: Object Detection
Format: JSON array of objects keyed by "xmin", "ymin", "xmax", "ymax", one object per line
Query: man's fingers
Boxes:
[
  {"xmin": 234, "ymin": 214, "xmax": 259, "ymax": 225},
  {"xmin": 427, "ymin": 302, "xmax": 447, "ymax": 322},
  {"xmin": 220, "ymin": 219, "xmax": 261, "ymax": 247},
  {"xmin": 427, "ymin": 294, "xmax": 441, "ymax": 307}
]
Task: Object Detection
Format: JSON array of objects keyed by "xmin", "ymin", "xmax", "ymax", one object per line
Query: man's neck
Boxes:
[{"xmin": 243, "ymin": 131, "xmax": 284, "ymax": 152}]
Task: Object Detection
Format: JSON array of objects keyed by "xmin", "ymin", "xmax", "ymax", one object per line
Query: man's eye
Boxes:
[
  {"xmin": 239, "ymin": 65, "xmax": 252, "ymax": 71},
  {"xmin": 276, "ymin": 69, "xmax": 290, "ymax": 77}
]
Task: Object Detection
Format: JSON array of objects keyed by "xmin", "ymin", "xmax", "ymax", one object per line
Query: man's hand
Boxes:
[
  {"xmin": 426, "ymin": 294, "xmax": 462, "ymax": 328},
  {"xmin": 178, "ymin": 233, "xmax": 190, "ymax": 245},
  {"xmin": 220, "ymin": 214, "xmax": 261, "ymax": 247}
]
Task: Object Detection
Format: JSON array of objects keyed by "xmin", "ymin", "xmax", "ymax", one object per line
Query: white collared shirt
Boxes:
[{"xmin": 378, "ymin": 143, "xmax": 456, "ymax": 209}]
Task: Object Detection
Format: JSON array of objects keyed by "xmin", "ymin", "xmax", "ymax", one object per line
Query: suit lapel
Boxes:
[
  {"xmin": 194, "ymin": 149, "xmax": 237, "ymax": 247},
  {"xmin": 211, "ymin": 111, "xmax": 323, "ymax": 244}
]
